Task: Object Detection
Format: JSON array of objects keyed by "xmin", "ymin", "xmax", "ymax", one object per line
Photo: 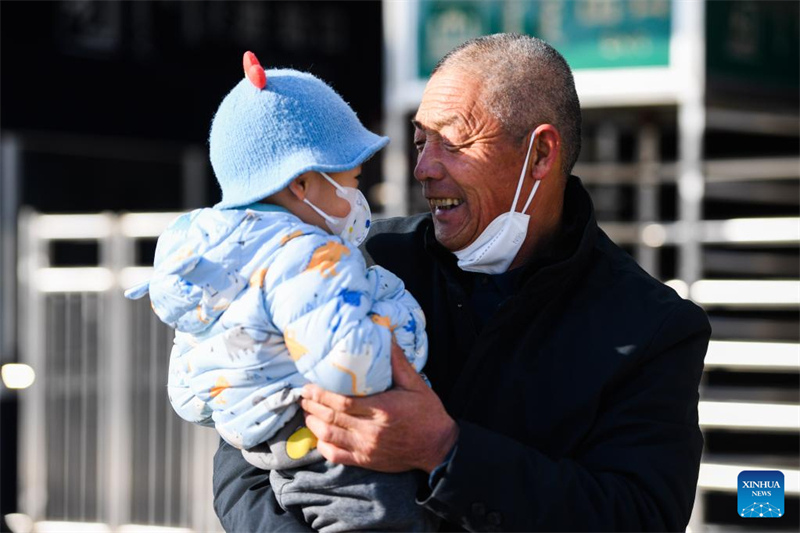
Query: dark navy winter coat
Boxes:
[{"xmin": 212, "ymin": 176, "xmax": 711, "ymax": 532}]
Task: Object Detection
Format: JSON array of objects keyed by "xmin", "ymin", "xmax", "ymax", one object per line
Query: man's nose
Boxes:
[{"xmin": 413, "ymin": 143, "xmax": 445, "ymax": 183}]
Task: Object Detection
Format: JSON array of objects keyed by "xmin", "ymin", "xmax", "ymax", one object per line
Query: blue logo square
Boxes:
[{"xmin": 738, "ymin": 470, "xmax": 784, "ymax": 518}]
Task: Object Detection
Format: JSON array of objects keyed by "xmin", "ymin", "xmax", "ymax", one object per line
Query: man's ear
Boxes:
[
  {"xmin": 288, "ymin": 176, "xmax": 309, "ymax": 201},
  {"xmin": 529, "ymin": 124, "xmax": 562, "ymax": 181}
]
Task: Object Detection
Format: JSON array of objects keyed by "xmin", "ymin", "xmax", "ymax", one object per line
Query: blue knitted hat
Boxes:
[{"xmin": 210, "ymin": 59, "xmax": 389, "ymax": 209}]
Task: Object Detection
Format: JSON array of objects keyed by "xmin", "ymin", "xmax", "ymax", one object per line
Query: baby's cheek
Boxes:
[{"xmin": 327, "ymin": 195, "xmax": 353, "ymax": 218}]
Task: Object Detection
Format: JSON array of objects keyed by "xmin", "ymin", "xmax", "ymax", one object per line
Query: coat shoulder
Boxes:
[
  {"xmin": 362, "ymin": 214, "xmax": 432, "ymax": 267},
  {"xmin": 574, "ymin": 230, "xmax": 711, "ymax": 350}
]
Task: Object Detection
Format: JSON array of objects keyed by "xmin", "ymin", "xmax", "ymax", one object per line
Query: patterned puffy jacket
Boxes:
[{"xmin": 125, "ymin": 204, "xmax": 427, "ymax": 450}]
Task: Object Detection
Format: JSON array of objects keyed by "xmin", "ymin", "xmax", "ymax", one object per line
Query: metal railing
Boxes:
[{"xmin": 16, "ymin": 210, "xmax": 222, "ymax": 532}]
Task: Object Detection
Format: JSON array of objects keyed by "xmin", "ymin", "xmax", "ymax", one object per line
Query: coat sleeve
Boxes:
[
  {"xmin": 266, "ymin": 233, "xmax": 426, "ymax": 396},
  {"xmin": 166, "ymin": 333, "xmax": 214, "ymax": 427},
  {"xmin": 419, "ymin": 302, "xmax": 710, "ymax": 532},
  {"xmin": 366, "ymin": 265, "xmax": 428, "ymax": 372}
]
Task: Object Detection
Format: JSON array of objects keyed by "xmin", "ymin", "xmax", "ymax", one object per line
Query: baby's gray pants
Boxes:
[{"xmin": 270, "ymin": 461, "xmax": 439, "ymax": 533}]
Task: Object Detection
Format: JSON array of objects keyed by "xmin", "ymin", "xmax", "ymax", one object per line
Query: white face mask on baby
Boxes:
[
  {"xmin": 453, "ymin": 131, "xmax": 541, "ymax": 274},
  {"xmin": 303, "ymin": 172, "xmax": 372, "ymax": 247}
]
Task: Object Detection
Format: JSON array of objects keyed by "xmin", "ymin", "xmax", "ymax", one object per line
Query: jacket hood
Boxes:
[{"xmin": 126, "ymin": 208, "xmax": 287, "ymax": 333}]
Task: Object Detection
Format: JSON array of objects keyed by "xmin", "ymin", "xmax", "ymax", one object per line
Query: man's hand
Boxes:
[{"xmin": 300, "ymin": 343, "xmax": 459, "ymax": 474}]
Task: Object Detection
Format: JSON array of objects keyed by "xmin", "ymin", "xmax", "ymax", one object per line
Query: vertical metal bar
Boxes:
[
  {"xmin": 18, "ymin": 209, "xmax": 49, "ymax": 519},
  {"xmin": 1, "ymin": 136, "xmax": 20, "ymax": 365},
  {"xmin": 596, "ymin": 121, "xmax": 621, "ymax": 220},
  {"xmin": 382, "ymin": 108, "xmax": 410, "ymax": 218},
  {"xmin": 80, "ymin": 292, "xmax": 89, "ymax": 521},
  {"xmin": 190, "ymin": 426, "xmax": 203, "ymax": 532},
  {"xmin": 636, "ymin": 123, "xmax": 661, "ymax": 276},
  {"xmin": 164, "ymin": 384, "xmax": 174, "ymax": 525},
  {"xmin": 0, "ymin": 137, "xmax": 20, "ymax": 524},
  {"xmin": 44, "ymin": 296, "xmax": 53, "ymax": 518},
  {"xmin": 675, "ymin": 0, "xmax": 706, "ymax": 286},
  {"xmin": 131, "ymin": 301, "xmax": 140, "ymax": 524},
  {"xmin": 180, "ymin": 418, "xmax": 190, "ymax": 527},
  {"xmin": 149, "ymin": 312, "xmax": 158, "ymax": 524},
  {"xmin": 164, "ymin": 320, "xmax": 175, "ymax": 526},
  {"xmin": 381, "ymin": 0, "xmax": 418, "ymax": 217},
  {"xmin": 135, "ymin": 299, "xmax": 145, "ymax": 524},
  {"xmin": 95, "ymin": 293, "xmax": 106, "ymax": 520},
  {"xmin": 46, "ymin": 295, "xmax": 58, "ymax": 518},
  {"xmin": 64, "ymin": 293, "xmax": 72, "ymax": 518},
  {"xmin": 104, "ymin": 214, "xmax": 132, "ymax": 528},
  {"xmin": 94, "ymin": 293, "xmax": 104, "ymax": 520}
]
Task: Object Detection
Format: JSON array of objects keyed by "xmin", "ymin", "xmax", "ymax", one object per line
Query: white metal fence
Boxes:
[{"xmin": 16, "ymin": 211, "xmax": 222, "ymax": 532}]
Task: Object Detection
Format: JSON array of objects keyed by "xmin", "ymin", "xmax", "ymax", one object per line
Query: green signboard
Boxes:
[
  {"xmin": 418, "ymin": 0, "xmax": 672, "ymax": 78},
  {"xmin": 417, "ymin": 0, "xmax": 503, "ymax": 77}
]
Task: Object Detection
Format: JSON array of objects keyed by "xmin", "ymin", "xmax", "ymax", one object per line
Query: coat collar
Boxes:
[
  {"xmin": 425, "ymin": 176, "xmax": 600, "ymax": 415},
  {"xmin": 423, "ymin": 175, "xmax": 598, "ymax": 297}
]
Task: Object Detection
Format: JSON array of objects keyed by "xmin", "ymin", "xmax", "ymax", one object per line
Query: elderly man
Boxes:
[{"xmin": 213, "ymin": 34, "xmax": 710, "ymax": 532}]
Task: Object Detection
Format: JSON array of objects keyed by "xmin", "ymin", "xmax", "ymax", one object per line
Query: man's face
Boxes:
[{"xmin": 413, "ymin": 68, "xmax": 526, "ymax": 252}]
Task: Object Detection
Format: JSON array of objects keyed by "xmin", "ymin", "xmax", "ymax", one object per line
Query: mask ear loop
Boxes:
[
  {"xmin": 303, "ymin": 198, "xmax": 341, "ymax": 225},
  {"xmin": 320, "ymin": 172, "xmax": 346, "ymax": 193},
  {"xmin": 521, "ymin": 180, "xmax": 541, "ymax": 215},
  {"xmin": 320, "ymin": 171, "xmax": 354, "ymax": 209},
  {"xmin": 502, "ymin": 130, "xmax": 539, "ymax": 234}
]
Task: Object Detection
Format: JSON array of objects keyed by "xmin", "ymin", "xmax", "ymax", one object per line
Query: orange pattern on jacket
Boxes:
[
  {"xmin": 280, "ymin": 230, "xmax": 304, "ymax": 246},
  {"xmin": 285, "ymin": 330, "xmax": 309, "ymax": 361},
  {"xmin": 171, "ymin": 245, "xmax": 195, "ymax": 262},
  {"xmin": 370, "ymin": 314, "xmax": 393, "ymax": 329},
  {"xmin": 210, "ymin": 376, "xmax": 230, "ymax": 398},
  {"xmin": 330, "ymin": 362, "xmax": 368, "ymax": 397},
  {"xmin": 305, "ymin": 242, "xmax": 350, "ymax": 278},
  {"xmin": 249, "ymin": 267, "xmax": 268, "ymax": 288}
]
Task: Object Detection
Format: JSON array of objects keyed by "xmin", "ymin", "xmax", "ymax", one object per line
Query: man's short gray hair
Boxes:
[{"xmin": 433, "ymin": 33, "xmax": 582, "ymax": 176}]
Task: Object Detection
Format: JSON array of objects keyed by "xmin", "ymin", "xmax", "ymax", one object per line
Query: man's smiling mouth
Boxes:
[{"xmin": 428, "ymin": 198, "xmax": 463, "ymax": 212}]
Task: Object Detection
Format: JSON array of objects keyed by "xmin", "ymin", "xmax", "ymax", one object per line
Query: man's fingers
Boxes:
[
  {"xmin": 301, "ymin": 384, "xmax": 375, "ymax": 416},
  {"xmin": 304, "ymin": 413, "xmax": 360, "ymax": 454},
  {"xmin": 301, "ymin": 397, "xmax": 357, "ymax": 429},
  {"xmin": 390, "ymin": 343, "xmax": 423, "ymax": 390},
  {"xmin": 315, "ymin": 439, "xmax": 358, "ymax": 467},
  {"xmin": 301, "ymin": 384, "xmax": 353, "ymax": 410}
]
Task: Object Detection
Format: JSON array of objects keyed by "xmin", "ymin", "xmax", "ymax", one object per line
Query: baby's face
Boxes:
[{"xmin": 305, "ymin": 166, "xmax": 362, "ymax": 219}]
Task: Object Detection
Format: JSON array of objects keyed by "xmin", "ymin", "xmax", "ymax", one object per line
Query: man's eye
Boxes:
[{"xmin": 414, "ymin": 140, "xmax": 426, "ymax": 152}]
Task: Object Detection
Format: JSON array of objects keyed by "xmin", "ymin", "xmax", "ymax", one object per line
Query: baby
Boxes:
[{"xmin": 125, "ymin": 52, "xmax": 437, "ymax": 532}]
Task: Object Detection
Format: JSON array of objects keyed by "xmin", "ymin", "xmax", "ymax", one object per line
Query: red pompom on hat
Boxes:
[{"xmin": 243, "ymin": 51, "xmax": 266, "ymax": 89}]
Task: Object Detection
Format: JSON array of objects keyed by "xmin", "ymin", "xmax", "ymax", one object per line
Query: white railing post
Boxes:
[
  {"xmin": 675, "ymin": 0, "xmax": 706, "ymax": 286},
  {"xmin": 17, "ymin": 209, "xmax": 48, "ymax": 521},
  {"xmin": 382, "ymin": 0, "xmax": 419, "ymax": 217},
  {"xmin": 102, "ymin": 213, "xmax": 133, "ymax": 528}
]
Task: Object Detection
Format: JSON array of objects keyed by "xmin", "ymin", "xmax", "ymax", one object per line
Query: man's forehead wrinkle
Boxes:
[
  {"xmin": 414, "ymin": 113, "xmax": 466, "ymax": 134},
  {"xmin": 417, "ymin": 105, "xmax": 490, "ymax": 145}
]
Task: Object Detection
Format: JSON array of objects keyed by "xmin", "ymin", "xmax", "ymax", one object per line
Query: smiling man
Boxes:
[{"xmin": 212, "ymin": 34, "xmax": 710, "ymax": 532}]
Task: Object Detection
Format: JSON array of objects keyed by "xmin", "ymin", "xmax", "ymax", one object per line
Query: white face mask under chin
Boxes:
[
  {"xmin": 303, "ymin": 172, "xmax": 372, "ymax": 247},
  {"xmin": 453, "ymin": 132, "xmax": 541, "ymax": 274}
]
